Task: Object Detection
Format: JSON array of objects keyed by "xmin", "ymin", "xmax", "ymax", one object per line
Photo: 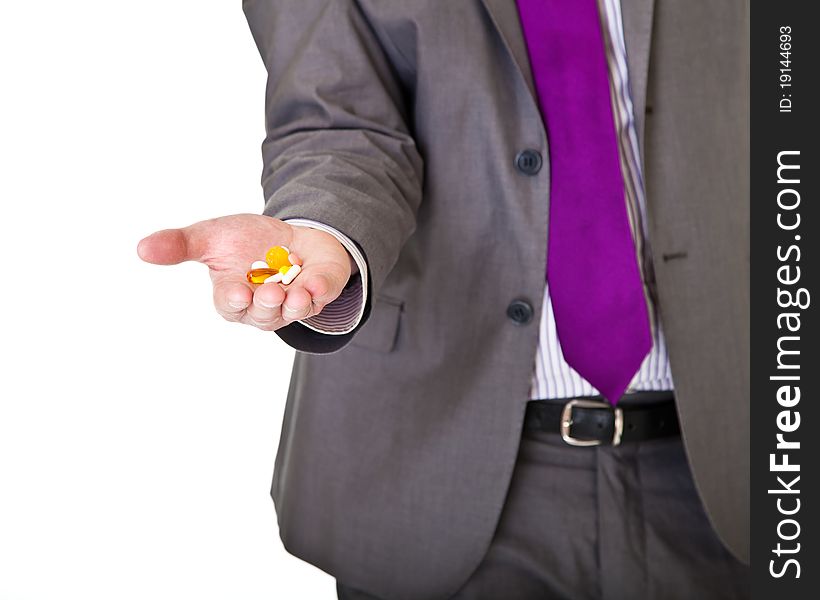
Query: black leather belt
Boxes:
[{"xmin": 524, "ymin": 392, "xmax": 679, "ymax": 446}]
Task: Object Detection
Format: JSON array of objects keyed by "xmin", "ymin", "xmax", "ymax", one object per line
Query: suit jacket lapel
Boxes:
[
  {"xmin": 619, "ymin": 0, "xmax": 656, "ymax": 160},
  {"xmin": 481, "ymin": 0, "xmax": 537, "ymax": 103}
]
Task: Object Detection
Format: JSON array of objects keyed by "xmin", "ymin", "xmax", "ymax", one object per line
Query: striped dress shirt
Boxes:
[{"xmin": 284, "ymin": 0, "xmax": 674, "ymax": 400}]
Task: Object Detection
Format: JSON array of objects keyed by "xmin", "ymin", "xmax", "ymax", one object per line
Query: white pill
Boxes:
[
  {"xmin": 281, "ymin": 264, "xmax": 302, "ymax": 285},
  {"xmin": 264, "ymin": 273, "xmax": 283, "ymax": 283},
  {"xmin": 280, "ymin": 245, "xmax": 290, "ymax": 254},
  {"xmin": 251, "ymin": 260, "xmax": 269, "ymax": 270}
]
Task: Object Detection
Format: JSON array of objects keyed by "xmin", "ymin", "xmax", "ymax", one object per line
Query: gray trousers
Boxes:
[{"xmin": 337, "ymin": 402, "xmax": 749, "ymax": 600}]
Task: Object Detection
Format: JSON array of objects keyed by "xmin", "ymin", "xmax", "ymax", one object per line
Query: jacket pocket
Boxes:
[{"xmin": 350, "ymin": 294, "xmax": 403, "ymax": 352}]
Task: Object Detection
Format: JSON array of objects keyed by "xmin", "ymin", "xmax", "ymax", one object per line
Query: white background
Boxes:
[{"xmin": 0, "ymin": 2, "xmax": 334, "ymax": 598}]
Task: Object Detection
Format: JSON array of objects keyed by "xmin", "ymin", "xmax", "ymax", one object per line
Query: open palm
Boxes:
[{"xmin": 138, "ymin": 214, "xmax": 355, "ymax": 330}]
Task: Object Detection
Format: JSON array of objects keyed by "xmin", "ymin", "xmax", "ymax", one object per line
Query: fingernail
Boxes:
[
  {"xmin": 257, "ymin": 298, "xmax": 280, "ymax": 309},
  {"xmin": 282, "ymin": 304, "xmax": 303, "ymax": 316},
  {"xmin": 228, "ymin": 301, "xmax": 248, "ymax": 309}
]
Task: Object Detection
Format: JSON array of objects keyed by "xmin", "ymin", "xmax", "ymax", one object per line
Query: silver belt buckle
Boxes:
[{"xmin": 560, "ymin": 398, "xmax": 624, "ymax": 447}]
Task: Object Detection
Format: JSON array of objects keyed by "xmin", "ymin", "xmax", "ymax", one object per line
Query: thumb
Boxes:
[{"xmin": 137, "ymin": 226, "xmax": 205, "ymax": 265}]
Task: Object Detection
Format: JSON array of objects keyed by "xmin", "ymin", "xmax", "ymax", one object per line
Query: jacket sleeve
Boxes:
[{"xmin": 243, "ymin": 0, "xmax": 423, "ymax": 353}]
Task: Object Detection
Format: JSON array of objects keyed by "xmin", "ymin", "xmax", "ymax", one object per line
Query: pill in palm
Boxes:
[
  {"xmin": 281, "ymin": 264, "xmax": 302, "ymax": 285},
  {"xmin": 247, "ymin": 268, "xmax": 278, "ymax": 284},
  {"xmin": 265, "ymin": 245, "xmax": 291, "ymax": 270},
  {"xmin": 247, "ymin": 245, "xmax": 302, "ymax": 285}
]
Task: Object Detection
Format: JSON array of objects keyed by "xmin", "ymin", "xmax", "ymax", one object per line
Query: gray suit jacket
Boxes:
[{"xmin": 243, "ymin": 1, "xmax": 749, "ymax": 598}]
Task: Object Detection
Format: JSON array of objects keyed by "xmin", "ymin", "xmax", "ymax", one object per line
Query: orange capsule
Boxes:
[{"xmin": 246, "ymin": 268, "xmax": 278, "ymax": 284}]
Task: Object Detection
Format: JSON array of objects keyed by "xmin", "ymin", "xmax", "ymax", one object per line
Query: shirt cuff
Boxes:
[{"xmin": 283, "ymin": 218, "xmax": 369, "ymax": 336}]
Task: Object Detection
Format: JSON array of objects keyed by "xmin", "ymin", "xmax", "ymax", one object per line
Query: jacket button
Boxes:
[
  {"xmin": 515, "ymin": 149, "xmax": 542, "ymax": 175},
  {"xmin": 507, "ymin": 299, "xmax": 534, "ymax": 325}
]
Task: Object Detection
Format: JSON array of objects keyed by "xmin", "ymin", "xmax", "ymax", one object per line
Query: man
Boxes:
[{"xmin": 138, "ymin": 0, "xmax": 750, "ymax": 598}]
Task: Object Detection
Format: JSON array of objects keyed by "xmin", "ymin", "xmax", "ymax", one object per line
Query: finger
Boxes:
[
  {"xmin": 138, "ymin": 220, "xmax": 214, "ymax": 265},
  {"xmin": 212, "ymin": 276, "xmax": 254, "ymax": 321},
  {"xmin": 281, "ymin": 285, "xmax": 313, "ymax": 322},
  {"xmin": 246, "ymin": 283, "xmax": 287, "ymax": 325},
  {"xmin": 137, "ymin": 229, "xmax": 191, "ymax": 265},
  {"xmin": 299, "ymin": 271, "xmax": 342, "ymax": 307}
]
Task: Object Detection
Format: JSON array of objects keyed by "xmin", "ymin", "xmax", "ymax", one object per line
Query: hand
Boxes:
[{"xmin": 137, "ymin": 214, "xmax": 356, "ymax": 331}]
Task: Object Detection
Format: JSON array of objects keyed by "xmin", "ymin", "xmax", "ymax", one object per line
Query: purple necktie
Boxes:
[{"xmin": 516, "ymin": 0, "xmax": 651, "ymax": 404}]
